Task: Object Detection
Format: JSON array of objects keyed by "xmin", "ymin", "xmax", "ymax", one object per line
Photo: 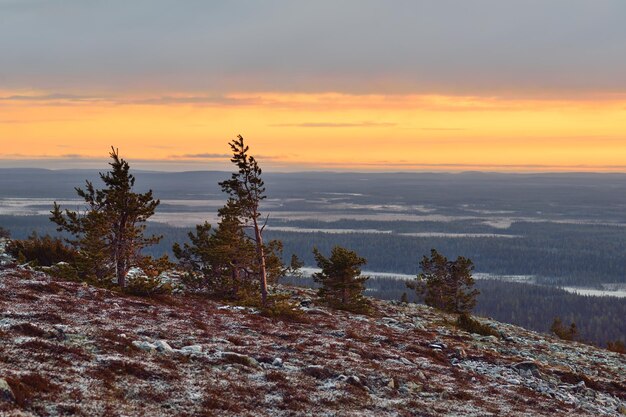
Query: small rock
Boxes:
[
  {"xmin": 154, "ymin": 340, "xmax": 174, "ymax": 353},
  {"xmin": 387, "ymin": 378, "xmax": 395, "ymax": 389},
  {"xmin": 346, "ymin": 375, "xmax": 362, "ymax": 386},
  {"xmin": 303, "ymin": 307, "xmax": 331, "ymax": 316},
  {"xmin": 272, "ymin": 357, "xmax": 283, "ymax": 367},
  {"xmin": 132, "ymin": 340, "xmax": 157, "ymax": 352},
  {"xmin": 0, "ymin": 378, "xmax": 15, "ymax": 403},
  {"xmin": 405, "ymin": 381, "xmax": 422, "ymax": 393},
  {"xmin": 180, "ymin": 345, "xmax": 203, "ymax": 354},
  {"xmin": 399, "ymin": 356, "xmax": 413, "ymax": 365}
]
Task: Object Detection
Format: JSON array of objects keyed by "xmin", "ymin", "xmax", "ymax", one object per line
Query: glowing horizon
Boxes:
[{"xmin": 1, "ymin": 91, "xmax": 625, "ymax": 172}]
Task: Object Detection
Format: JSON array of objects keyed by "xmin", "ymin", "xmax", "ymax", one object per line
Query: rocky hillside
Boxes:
[{"xmin": 0, "ymin": 248, "xmax": 625, "ymax": 416}]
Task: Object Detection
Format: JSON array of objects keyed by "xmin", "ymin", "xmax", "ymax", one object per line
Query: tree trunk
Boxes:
[
  {"xmin": 115, "ymin": 214, "xmax": 128, "ymax": 288},
  {"xmin": 253, "ymin": 217, "xmax": 268, "ymax": 307},
  {"xmin": 117, "ymin": 256, "xmax": 126, "ymax": 288}
]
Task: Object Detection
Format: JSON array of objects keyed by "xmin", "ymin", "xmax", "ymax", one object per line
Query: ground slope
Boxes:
[{"xmin": 0, "ymin": 265, "xmax": 624, "ymax": 416}]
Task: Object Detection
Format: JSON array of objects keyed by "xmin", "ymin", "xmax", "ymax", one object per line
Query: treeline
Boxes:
[
  {"xmin": 267, "ymin": 228, "xmax": 626, "ymax": 285},
  {"xmin": 3, "ymin": 215, "xmax": 624, "ymax": 287},
  {"xmin": 282, "ymin": 275, "xmax": 626, "ymax": 347}
]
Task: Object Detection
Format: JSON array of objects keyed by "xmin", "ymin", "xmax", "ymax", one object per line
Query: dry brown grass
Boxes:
[
  {"xmin": 20, "ymin": 339, "xmax": 90, "ymax": 360},
  {"xmin": 10, "ymin": 322, "xmax": 48, "ymax": 338},
  {"xmin": 5, "ymin": 373, "xmax": 61, "ymax": 409}
]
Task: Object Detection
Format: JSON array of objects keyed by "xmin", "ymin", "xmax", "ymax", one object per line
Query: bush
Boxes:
[
  {"xmin": 455, "ymin": 313, "xmax": 499, "ymax": 337},
  {"xmin": 550, "ymin": 317, "xmax": 578, "ymax": 341},
  {"xmin": 0, "ymin": 226, "xmax": 10, "ymax": 239},
  {"xmin": 606, "ymin": 340, "xmax": 625, "ymax": 354},
  {"xmin": 259, "ymin": 294, "xmax": 305, "ymax": 321},
  {"xmin": 47, "ymin": 262, "xmax": 80, "ymax": 282},
  {"xmin": 6, "ymin": 233, "xmax": 77, "ymax": 266},
  {"xmin": 124, "ymin": 272, "xmax": 172, "ymax": 296}
]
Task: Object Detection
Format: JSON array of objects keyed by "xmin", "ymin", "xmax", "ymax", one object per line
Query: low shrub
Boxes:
[
  {"xmin": 47, "ymin": 262, "xmax": 80, "ymax": 282},
  {"xmin": 550, "ymin": 317, "xmax": 578, "ymax": 341},
  {"xmin": 455, "ymin": 313, "xmax": 499, "ymax": 337},
  {"xmin": 238, "ymin": 292, "xmax": 306, "ymax": 321},
  {"xmin": 607, "ymin": 340, "xmax": 625, "ymax": 354},
  {"xmin": 124, "ymin": 274, "xmax": 172, "ymax": 296},
  {"xmin": 6, "ymin": 233, "xmax": 77, "ymax": 267},
  {"xmin": 0, "ymin": 226, "xmax": 9, "ymax": 239}
]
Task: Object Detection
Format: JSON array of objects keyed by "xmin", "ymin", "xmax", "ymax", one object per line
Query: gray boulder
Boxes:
[{"xmin": 0, "ymin": 378, "xmax": 15, "ymax": 403}]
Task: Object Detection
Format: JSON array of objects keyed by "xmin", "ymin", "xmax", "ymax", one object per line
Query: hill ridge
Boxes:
[{"xmin": 0, "ymin": 257, "xmax": 624, "ymax": 416}]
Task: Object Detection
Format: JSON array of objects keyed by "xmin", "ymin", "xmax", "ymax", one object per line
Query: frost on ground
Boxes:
[{"xmin": 0, "ymin": 263, "xmax": 624, "ymax": 415}]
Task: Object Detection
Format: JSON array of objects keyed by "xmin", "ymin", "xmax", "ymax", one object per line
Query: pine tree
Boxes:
[
  {"xmin": 50, "ymin": 147, "xmax": 161, "ymax": 287},
  {"xmin": 408, "ymin": 249, "xmax": 478, "ymax": 314},
  {"xmin": 447, "ymin": 255, "xmax": 479, "ymax": 314},
  {"xmin": 218, "ymin": 135, "xmax": 271, "ymax": 306},
  {"xmin": 313, "ymin": 246, "xmax": 371, "ymax": 314},
  {"xmin": 174, "ymin": 184, "xmax": 299, "ymax": 302},
  {"xmin": 409, "ymin": 249, "xmax": 449, "ymax": 311},
  {"xmin": 173, "ymin": 202, "xmax": 257, "ymax": 299}
]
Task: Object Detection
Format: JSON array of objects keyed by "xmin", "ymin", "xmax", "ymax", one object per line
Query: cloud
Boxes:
[
  {"xmin": 270, "ymin": 122, "xmax": 397, "ymax": 128},
  {"xmin": 169, "ymin": 153, "xmax": 283, "ymax": 161},
  {"xmin": 127, "ymin": 95, "xmax": 262, "ymax": 106},
  {"xmin": 418, "ymin": 128, "xmax": 468, "ymax": 131},
  {"xmin": 1, "ymin": 1, "xmax": 625, "ymax": 96},
  {"xmin": 0, "ymin": 93, "xmax": 104, "ymax": 103},
  {"xmin": 170, "ymin": 153, "xmax": 232, "ymax": 159}
]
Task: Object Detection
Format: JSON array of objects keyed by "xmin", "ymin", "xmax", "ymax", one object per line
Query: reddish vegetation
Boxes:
[{"xmin": 0, "ymin": 267, "xmax": 624, "ymax": 416}]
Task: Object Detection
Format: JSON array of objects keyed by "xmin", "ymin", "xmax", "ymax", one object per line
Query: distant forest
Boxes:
[
  {"xmin": 282, "ymin": 275, "xmax": 626, "ymax": 347},
  {"xmin": 2, "ymin": 214, "xmax": 625, "ymax": 286}
]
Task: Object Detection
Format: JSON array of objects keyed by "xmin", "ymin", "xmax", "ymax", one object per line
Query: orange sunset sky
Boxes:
[{"xmin": 1, "ymin": 1, "xmax": 625, "ymax": 172}]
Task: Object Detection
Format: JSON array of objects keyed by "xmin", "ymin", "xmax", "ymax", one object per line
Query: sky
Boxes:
[{"xmin": 1, "ymin": 0, "xmax": 625, "ymax": 172}]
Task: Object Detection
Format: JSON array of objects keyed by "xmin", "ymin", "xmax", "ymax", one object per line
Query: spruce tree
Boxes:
[
  {"xmin": 50, "ymin": 147, "xmax": 161, "ymax": 287},
  {"xmin": 408, "ymin": 249, "xmax": 478, "ymax": 314},
  {"xmin": 313, "ymin": 246, "xmax": 371, "ymax": 313}
]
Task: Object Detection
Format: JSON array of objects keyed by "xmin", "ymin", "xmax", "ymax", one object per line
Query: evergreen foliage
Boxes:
[
  {"xmin": 400, "ymin": 292, "xmax": 409, "ymax": 304},
  {"xmin": 606, "ymin": 340, "xmax": 625, "ymax": 354},
  {"xmin": 6, "ymin": 233, "xmax": 77, "ymax": 266},
  {"xmin": 0, "ymin": 226, "xmax": 9, "ymax": 239},
  {"xmin": 408, "ymin": 249, "xmax": 478, "ymax": 314},
  {"xmin": 218, "ymin": 135, "xmax": 271, "ymax": 305},
  {"xmin": 313, "ymin": 246, "xmax": 371, "ymax": 314},
  {"xmin": 50, "ymin": 147, "xmax": 162, "ymax": 287},
  {"xmin": 550, "ymin": 317, "xmax": 579, "ymax": 341},
  {"xmin": 175, "ymin": 141, "xmax": 302, "ymax": 303},
  {"xmin": 455, "ymin": 313, "xmax": 499, "ymax": 337}
]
